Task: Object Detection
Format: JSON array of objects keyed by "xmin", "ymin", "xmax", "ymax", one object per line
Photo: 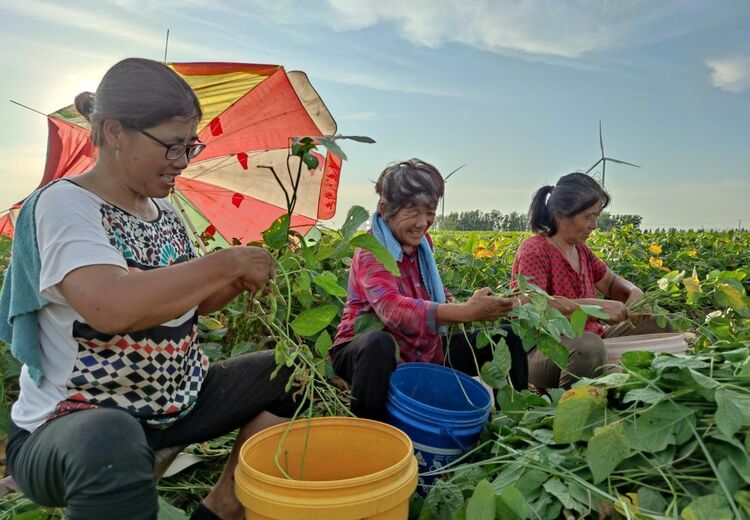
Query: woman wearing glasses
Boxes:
[{"xmin": 2, "ymin": 58, "xmax": 298, "ymax": 520}]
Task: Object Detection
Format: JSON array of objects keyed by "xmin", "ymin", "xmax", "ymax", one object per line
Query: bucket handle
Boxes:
[{"xmin": 440, "ymin": 425, "xmax": 468, "ymax": 452}]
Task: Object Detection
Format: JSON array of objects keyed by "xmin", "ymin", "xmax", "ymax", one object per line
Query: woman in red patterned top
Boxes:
[
  {"xmin": 332, "ymin": 159, "xmax": 528, "ymax": 420},
  {"xmin": 512, "ymin": 172, "xmax": 669, "ymax": 389}
]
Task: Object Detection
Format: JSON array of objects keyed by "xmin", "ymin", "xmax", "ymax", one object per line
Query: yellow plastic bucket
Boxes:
[{"xmin": 235, "ymin": 417, "xmax": 418, "ymax": 520}]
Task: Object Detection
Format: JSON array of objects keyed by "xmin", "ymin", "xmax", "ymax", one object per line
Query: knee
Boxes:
[
  {"xmin": 567, "ymin": 334, "xmax": 607, "ymax": 376},
  {"xmin": 65, "ymin": 410, "xmax": 153, "ymax": 475}
]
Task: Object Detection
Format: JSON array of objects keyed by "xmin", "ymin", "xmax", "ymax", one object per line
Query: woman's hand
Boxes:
[
  {"xmin": 230, "ymin": 247, "xmax": 276, "ymax": 294},
  {"xmin": 624, "ymin": 286, "xmax": 644, "ymax": 307},
  {"xmin": 597, "ymin": 300, "xmax": 629, "ymax": 324},
  {"xmin": 463, "ymin": 287, "xmax": 517, "ymax": 322}
]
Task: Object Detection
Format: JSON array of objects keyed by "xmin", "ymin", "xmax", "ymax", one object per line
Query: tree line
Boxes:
[{"xmin": 435, "ymin": 210, "xmax": 642, "ymax": 231}]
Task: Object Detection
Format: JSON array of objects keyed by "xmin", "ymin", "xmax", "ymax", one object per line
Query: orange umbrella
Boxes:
[{"xmin": 1, "ymin": 62, "xmax": 342, "ymax": 247}]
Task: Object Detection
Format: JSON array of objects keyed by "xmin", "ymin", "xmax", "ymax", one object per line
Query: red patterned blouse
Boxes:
[{"xmin": 511, "ymin": 234, "xmax": 609, "ymax": 336}]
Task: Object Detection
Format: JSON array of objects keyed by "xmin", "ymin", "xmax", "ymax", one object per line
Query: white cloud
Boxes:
[
  {"xmin": 221, "ymin": 0, "xmax": 689, "ymax": 59},
  {"xmin": 707, "ymin": 56, "xmax": 750, "ymax": 93}
]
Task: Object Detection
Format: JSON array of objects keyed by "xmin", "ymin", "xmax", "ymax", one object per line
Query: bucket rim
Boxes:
[
  {"xmin": 236, "ymin": 417, "xmax": 417, "ymax": 490},
  {"xmin": 389, "ymin": 363, "xmax": 492, "ymax": 417}
]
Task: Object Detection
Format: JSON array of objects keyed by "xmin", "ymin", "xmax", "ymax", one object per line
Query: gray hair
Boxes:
[
  {"xmin": 74, "ymin": 58, "xmax": 202, "ymax": 147},
  {"xmin": 375, "ymin": 159, "xmax": 444, "ymax": 218}
]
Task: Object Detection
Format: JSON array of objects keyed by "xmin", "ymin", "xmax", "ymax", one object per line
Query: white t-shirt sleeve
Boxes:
[{"xmin": 35, "ymin": 183, "xmax": 128, "ymax": 299}]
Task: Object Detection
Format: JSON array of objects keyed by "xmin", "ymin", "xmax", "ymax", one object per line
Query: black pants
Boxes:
[
  {"xmin": 331, "ymin": 325, "xmax": 528, "ymax": 420},
  {"xmin": 6, "ymin": 350, "xmax": 298, "ymax": 520}
]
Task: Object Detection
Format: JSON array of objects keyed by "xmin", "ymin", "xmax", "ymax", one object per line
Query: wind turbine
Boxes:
[
  {"xmin": 586, "ymin": 121, "xmax": 640, "ymax": 187},
  {"xmin": 440, "ymin": 164, "xmax": 466, "ymax": 226}
]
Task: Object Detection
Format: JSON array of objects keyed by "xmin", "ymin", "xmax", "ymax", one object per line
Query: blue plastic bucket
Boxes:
[{"xmin": 386, "ymin": 363, "xmax": 491, "ymax": 490}]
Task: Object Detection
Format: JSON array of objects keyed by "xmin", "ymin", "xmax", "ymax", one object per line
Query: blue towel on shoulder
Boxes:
[
  {"xmin": 371, "ymin": 210, "xmax": 446, "ymax": 306},
  {"xmin": 0, "ymin": 188, "xmax": 50, "ymax": 386}
]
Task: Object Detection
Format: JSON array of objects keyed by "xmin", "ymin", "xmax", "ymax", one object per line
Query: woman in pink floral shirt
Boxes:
[{"xmin": 332, "ymin": 159, "xmax": 527, "ymax": 420}]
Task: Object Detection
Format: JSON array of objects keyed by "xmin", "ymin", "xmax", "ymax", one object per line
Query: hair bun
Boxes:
[{"xmin": 74, "ymin": 91, "xmax": 95, "ymax": 121}]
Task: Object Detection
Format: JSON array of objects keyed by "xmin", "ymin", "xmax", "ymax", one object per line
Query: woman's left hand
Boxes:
[{"xmin": 625, "ymin": 287, "xmax": 644, "ymax": 306}]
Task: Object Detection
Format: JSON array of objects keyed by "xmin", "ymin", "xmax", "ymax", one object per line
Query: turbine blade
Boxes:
[
  {"xmin": 585, "ymin": 158, "xmax": 603, "ymax": 174},
  {"xmin": 605, "ymin": 158, "xmax": 641, "ymax": 168},
  {"xmin": 443, "ymin": 164, "xmax": 466, "ymax": 181},
  {"xmin": 599, "ymin": 120, "xmax": 604, "ymax": 158}
]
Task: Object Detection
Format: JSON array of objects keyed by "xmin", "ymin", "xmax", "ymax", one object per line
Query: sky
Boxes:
[{"xmin": 0, "ymin": 0, "xmax": 748, "ymax": 230}]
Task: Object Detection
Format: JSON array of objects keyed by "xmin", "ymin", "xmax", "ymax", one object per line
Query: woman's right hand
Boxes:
[
  {"xmin": 463, "ymin": 287, "xmax": 517, "ymax": 322},
  {"xmin": 229, "ymin": 246, "xmax": 276, "ymax": 293},
  {"xmin": 596, "ymin": 300, "xmax": 629, "ymax": 324}
]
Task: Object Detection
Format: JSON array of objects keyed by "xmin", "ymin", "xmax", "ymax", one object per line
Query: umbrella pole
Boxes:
[{"xmin": 171, "ymin": 191, "xmax": 208, "ymax": 255}]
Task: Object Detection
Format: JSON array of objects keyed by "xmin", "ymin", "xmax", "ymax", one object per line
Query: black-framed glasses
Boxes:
[{"xmin": 138, "ymin": 129, "xmax": 206, "ymax": 161}]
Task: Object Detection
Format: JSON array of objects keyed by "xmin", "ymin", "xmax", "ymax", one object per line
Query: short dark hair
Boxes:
[
  {"xmin": 375, "ymin": 159, "xmax": 444, "ymax": 218},
  {"xmin": 528, "ymin": 172, "xmax": 610, "ymax": 235},
  {"xmin": 74, "ymin": 58, "xmax": 202, "ymax": 146}
]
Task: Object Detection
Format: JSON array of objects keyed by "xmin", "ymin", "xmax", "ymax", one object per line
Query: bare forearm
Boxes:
[
  {"xmin": 609, "ymin": 276, "xmax": 643, "ymax": 304},
  {"xmin": 550, "ymin": 297, "xmax": 608, "ymax": 317},
  {"xmin": 436, "ymin": 303, "xmax": 472, "ymax": 325},
  {"xmin": 62, "ymin": 250, "xmax": 242, "ymax": 333},
  {"xmin": 197, "ymin": 283, "xmax": 245, "ymax": 315}
]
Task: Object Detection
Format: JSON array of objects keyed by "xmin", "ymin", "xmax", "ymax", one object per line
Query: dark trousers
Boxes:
[
  {"xmin": 6, "ymin": 351, "xmax": 298, "ymax": 520},
  {"xmin": 331, "ymin": 325, "xmax": 528, "ymax": 420}
]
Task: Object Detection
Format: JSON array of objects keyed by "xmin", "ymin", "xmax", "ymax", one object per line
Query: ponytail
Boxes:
[{"xmin": 528, "ymin": 185, "xmax": 556, "ymax": 234}]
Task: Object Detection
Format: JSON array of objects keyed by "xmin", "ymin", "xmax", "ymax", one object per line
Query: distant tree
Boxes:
[
  {"xmin": 500, "ymin": 211, "xmax": 529, "ymax": 231},
  {"xmin": 598, "ymin": 211, "xmax": 643, "ymax": 231}
]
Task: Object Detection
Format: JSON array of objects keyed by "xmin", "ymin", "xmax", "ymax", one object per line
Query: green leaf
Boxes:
[
  {"xmin": 678, "ymin": 367, "xmax": 719, "ymax": 401},
  {"xmin": 197, "ymin": 316, "xmax": 224, "ymax": 331},
  {"xmin": 735, "ymin": 490, "xmax": 750, "ymax": 517},
  {"xmin": 570, "ymin": 309, "xmax": 587, "ymax": 336},
  {"xmin": 578, "ymin": 304, "xmax": 610, "ymax": 320},
  {"xmin": 586, "ymin": 422, "xmax": 631, "ymax": 483},
  {"xmin": 425, "ymin": 479, "xmax": 464, "ymax": 519},
  {"xmin": 290, "ymin": 305, "xmax": 339, "ymax": 337},
  {"xmin": 625, "ymin": 401, "xmax": 696, "ymax": 453},
  {"xmin": 11, "ymin": 511, "xmax": 52, "ymax": 520},
  {"xmin": 314, "ymin": 330, "xmax": 333, "ymax": 358},
  {"xmin": 349, "ymin": 233, "xmax": 400, "ymax": 276},
  {"xmin": 680, "ymin": 494, "xmax": 733, "ymax": 520},
  {"xmin": 543, "ymin": 478, "xmax": 576, "ymax": 510},
  {"xmin": 263, "ymin": 213, "xmax": 291, "ymax": 249},
  {"xmin": 158, "ymin": 496, "xmax": 188, "ymax": 520},
  {"xmin": 333, "ymin": 134, "xmax": 376, "ymax": 144},
  {"xmin": 231, "ymin": 341, "xmax": 255, "ymax": 358},
  {"xmin": 637, "ymin": 487, "xmax": 668, "ymax": 516},
  {"xmin": 715, "ymin": 387, "xmax": 750, "ymax": 438},
  {"xmin": 620, "ymin": 350, "xmax": 654, "ymax": 371},
  {"xmin": 301, "ymin": 153, "xmax": 319, "ymax": 170},
  {"xmin": 515, "ymin": 468, "xmax": 548, "ymax": 497},
  {"xmin": 480, "ymin": 339, "xmax": 511, "ymax": 389},
  {"xmin": 495, "ymin": 485, "xmax": 530, "ymax": 520},
  {"xmin": 623, "ymin": 387, "xmax": 666, "ymax": 404},
  {"xmin": 314, "ymin": 136, "xmax": 348, "ymax": 160},
  {"xmin": 313, "ymin": 271, "xmax": 347, "ymax": 297},
  {"xmin": 341, "ymin": 205, "xmax": 370, "ymax": 241},
  {"xmin": 553, "ymin": 385, "xmax": 607, "ymax": 443},
  {"xmin": 536, "ymin": 335, "xmax": 569, "ymax": 369},
  {"xmin": 475, "ymin": 330, "xmax": 491, "ymax": 349},
  {"xmin": 274, "ymin": 339, "xmax": 290, "ymax": 366},
  {"xmin": 201, "ymin": 343, "xmax": 223, "ymax": 361},
  {"xmin": 466, "ymin": 479, "xmax": 496, "ymax": 520},
  {"xmin": 354, "ymin": 312, "xmax": 386, "ymax": 335}
]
